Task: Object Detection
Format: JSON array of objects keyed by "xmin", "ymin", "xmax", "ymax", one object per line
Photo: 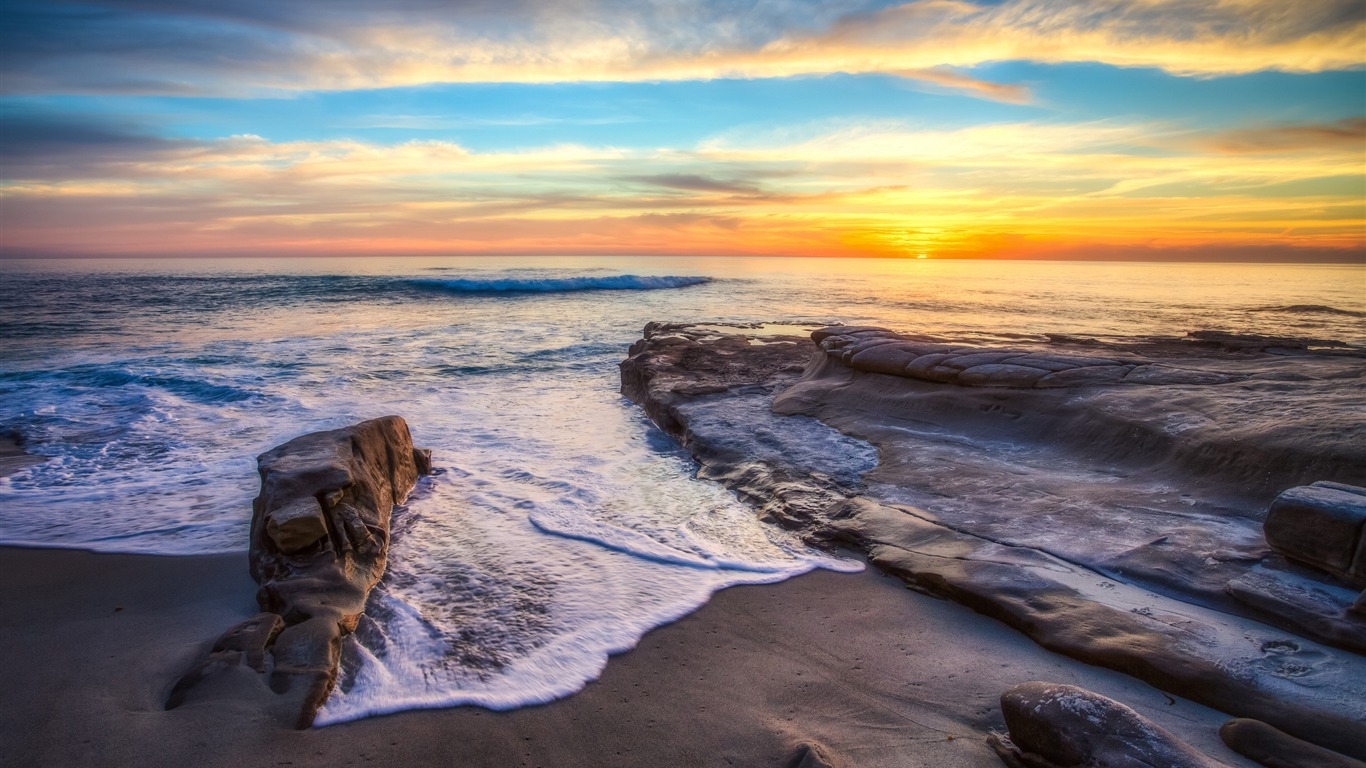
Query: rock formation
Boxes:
[
  {"xmin": 990, "ymin": 682, "xmax": 1224, "ymax": 768},
  {"xmin": 620, "ymin": 323, "xmax": 1366, "ymax": 760},
  {"xmin": 167, "ymin": 416, "xmax": 431, "ymax": 728}
]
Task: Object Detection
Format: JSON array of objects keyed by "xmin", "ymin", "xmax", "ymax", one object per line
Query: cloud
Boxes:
[
  {"xmin": 626, "ymin": 173, "xmax": 762, "ymax": 194},
  {"xmin": 2, "ymin": 0, "xmax": 1360, "ymax": 99},
  {"xmin": 1208, "ymin": 116, "xmax": 1366, "ymax": 153},
  {"xmin": 2, "ymin": 112, "xmax": 1361, "ymax": 259}
]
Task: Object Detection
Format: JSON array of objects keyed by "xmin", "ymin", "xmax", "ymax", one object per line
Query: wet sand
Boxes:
[{"xmin": 0, "ymin": 546, "xmax": 1254, "ymax": 768}]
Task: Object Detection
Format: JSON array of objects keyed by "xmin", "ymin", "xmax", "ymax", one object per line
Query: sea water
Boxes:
[{"xmin": 1, "ymin": 256, "xmax": 1362, "ymax": 722}]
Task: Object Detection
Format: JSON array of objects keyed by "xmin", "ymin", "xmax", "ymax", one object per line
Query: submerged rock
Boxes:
[
  {"xmin": 168, "ymin": 416, "xmax": 431, "ymax": 728},
  {"xmin": 991, "ymin": 682, "xmax": 1223, "ymax": 768}
]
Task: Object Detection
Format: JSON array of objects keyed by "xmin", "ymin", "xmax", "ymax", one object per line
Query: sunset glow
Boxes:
[{"xmin": 1, "ymin": 0, "xmax": 1362, "ymax": 261}]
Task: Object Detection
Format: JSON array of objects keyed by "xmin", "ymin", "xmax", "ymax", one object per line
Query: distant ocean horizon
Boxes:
[{"xmin": 1, "ymin": 255, "xmax": 1362, "ymax": 722}]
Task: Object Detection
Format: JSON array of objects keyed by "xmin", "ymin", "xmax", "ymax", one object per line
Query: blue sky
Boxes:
[{"xmin": 1, "ymin": 0, "xmax": 1362, "ymax": 260}]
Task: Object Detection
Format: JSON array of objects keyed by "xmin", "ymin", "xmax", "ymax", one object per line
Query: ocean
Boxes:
[{"xmin": 1, "ymin": 255, "xmax": 1362, "ymax": 723}]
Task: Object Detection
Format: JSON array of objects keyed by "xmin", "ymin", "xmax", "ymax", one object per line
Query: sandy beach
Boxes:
[{"xmin": 0, "ymin": 545, "xmax": 1257, "ymax": 768}]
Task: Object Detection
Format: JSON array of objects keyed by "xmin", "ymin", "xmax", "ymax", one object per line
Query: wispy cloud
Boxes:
[
  {"xmin": 3, "ymin": 112, "xmax": 1361, "ymax": 259},
  {"xmin": 2, "ymin": 0, "xmax": 1360, "ymax": 99},
  {"xmin": 1206, "ymin": 116, "xmax": 1366, "ymax": 153}
]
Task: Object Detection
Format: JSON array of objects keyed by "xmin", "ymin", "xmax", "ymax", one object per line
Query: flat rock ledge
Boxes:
[
  {"xmin": 620, "ymin": 323, "xmax": 1366, "ymax": 761},
  {"xmin": 167, "ymin": 416, "xmax": 431, "ymax": 728}
]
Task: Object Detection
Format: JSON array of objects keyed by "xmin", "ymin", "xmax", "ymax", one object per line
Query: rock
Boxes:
[
  {"xmin": 904, "ymin": 352, "xmax": 960, "ymax": 383},
  {"xmin": 1003, "ymin": 354, "xmax": 1127, "ymax": 371},
  {"xmin": 168, "ymin": 416, "xmax": 431, "ymax": 728},
  {"xmin": 1264, "ymin": 483, "xmax": 1366, "ymax": 588},
  {"xmin": 811, "ymin": 326, "xmax": 891, "ymax": 343},
  {"xmin": 1187, "ymin": 330, "xmax": 1349, "ymax": 352},
  {"xmin": 1124, "ymin": 365, "xmax": 1241, "ymax": 385},
  {"xmin": 211, "ymin": 613, "xmax": 285, "ymax": 672},
  {"xmin": 265, "ymin": 497, "xmax": 328, "ymax": 553},
  {"xmin": 1035, "ymin": 364, "xmax": 1132, "ymax": 387},
  {"xmin": 1220, "ymin": 718, "xmax": 1366, "ymax": 768},
  {"xmin": 957, "ymin": 363, "xmax": 1049, "ymax": 388},
  {"xmin": 838, "ymin": 337, "xmax": 901, "ymax": 364},
  {"xmin": 1225, "ymin": 569, "xmax": 1366, "ymax": 654},
  {"xmin": 994, "ymin": 682, "xmax": 1224, "ymax": 768},
  {"xmin": 413, "ymin": 446, "xmax": 433, "ymax": 475},
  {"xmin": 621, "ymin": 322, "xmax": 1366, "ymax": 760},
  {"xmin": 940, "ymin": 351, "xmax": 1022, "ymax": 370},
  {"xmin": 848, "ymin": 343, "xmax": 924, "ymax": 376}
]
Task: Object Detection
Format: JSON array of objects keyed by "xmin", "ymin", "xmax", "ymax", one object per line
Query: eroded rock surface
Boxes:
[
  {"xmin": 991, "ymin": 682, "xmax": 1225, "ymax": 768},
  {"xmin": 620, "ymin": 323, "xmax": 1366, "ymax": 760},
  {"xmin": 168, "ymin": 416, "xmax": 430, "ymax": 728}
]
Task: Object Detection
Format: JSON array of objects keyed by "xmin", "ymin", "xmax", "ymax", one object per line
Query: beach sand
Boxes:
[{"xmin": 0, "ymin": 546, "xmax": 1256, "ymax": 768}]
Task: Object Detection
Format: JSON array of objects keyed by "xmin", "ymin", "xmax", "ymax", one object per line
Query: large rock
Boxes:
[
  {"xmin": 1264, "ymin": 482, "xmax": 1366, "ymax": 588},
  {"xmin": 168, "ymin": 416, "xmax": 431, "ymax": 727},
  {"xmin": 991, "ymin": 682, "xmax": 1224, "ymax": 768}
]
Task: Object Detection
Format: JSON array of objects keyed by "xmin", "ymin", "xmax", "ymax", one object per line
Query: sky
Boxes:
[{"xmin": 0, "ymin": 0, "xmax": 1363, "ymax": 261}]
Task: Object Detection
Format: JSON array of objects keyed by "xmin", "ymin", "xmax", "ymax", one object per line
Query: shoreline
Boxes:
[{"xmin": 0, "ymin": 545, "xmax": 1255, "ymax": 767}]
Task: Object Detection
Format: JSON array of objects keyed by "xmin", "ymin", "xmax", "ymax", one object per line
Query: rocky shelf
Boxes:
[{"xmin": 621, "ymin": 322, "xmax": 1366, "ymax": 765}]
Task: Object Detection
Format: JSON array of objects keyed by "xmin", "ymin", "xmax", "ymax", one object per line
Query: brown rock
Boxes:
[
  {"xmin": 168, "ymin": 416, "xmax": 432, "ymax": 728},
  {"xmin": 212, "ymin": 613, "xmax": 285, "ymax": 672},
  {"xmin": 265, "ymin": 497, "xmax": 328, "ymax": 553}
]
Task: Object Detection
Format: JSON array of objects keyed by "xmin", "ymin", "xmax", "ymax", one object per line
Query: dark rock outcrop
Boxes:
[
  {"xmin": 168, "ymin": 416, "xmax": 430, "ymax": 728},
  {"xmin": 990, "ymin": 682, "xmax": 1224, "ymax": 768},
  {"xmin": 1220, "ymin": 718, "xmax": 1366, "ymax": 768}
]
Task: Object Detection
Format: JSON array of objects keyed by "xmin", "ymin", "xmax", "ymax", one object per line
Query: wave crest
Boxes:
[{"xmin": 408, "ymin": 275, "xmax": 712, "ymax": 294}]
